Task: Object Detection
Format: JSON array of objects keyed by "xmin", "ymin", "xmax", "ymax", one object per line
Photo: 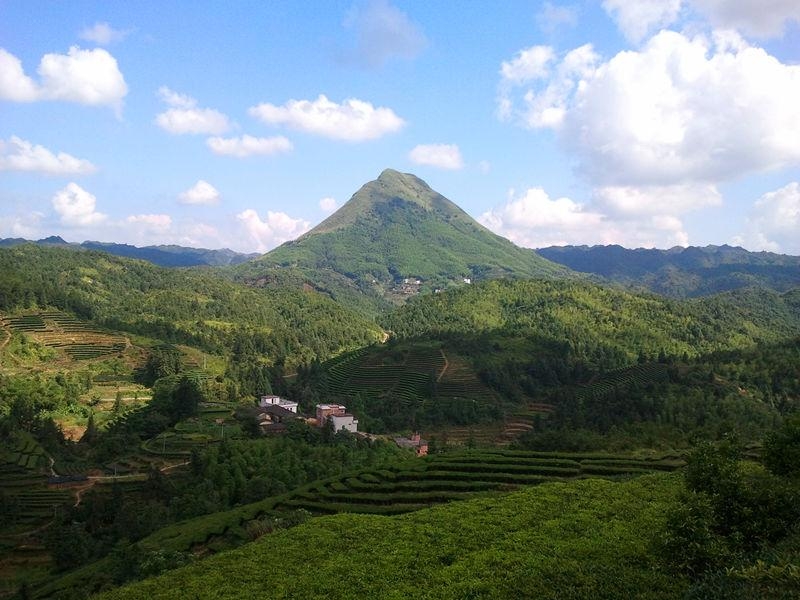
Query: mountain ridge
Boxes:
[
  {"xmin": 0, "ymin": 237, "xmax": 258, "ymax": 267},
  {"xmin": 536, "ymin": 243, "xmax": 800, "ymax": 297}
]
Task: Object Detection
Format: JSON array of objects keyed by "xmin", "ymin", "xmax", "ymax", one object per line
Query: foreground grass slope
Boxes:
[{"xmin": 99, "ymin": 473, "xmax": 687, "ymax": 600}]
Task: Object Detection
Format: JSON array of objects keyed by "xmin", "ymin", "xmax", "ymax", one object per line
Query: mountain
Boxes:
[
  {"xmin": 238, "ymin": 169, "xmax": 570, "ymax": 307},
  {"xmin": 0, "ymin": 244, "xmax": 383, "ymax": 370},
  {"xmin": 0, "ymin": 237, "xmax": 257, "ymax": 267},
  {"xmin": 536, "ymin": 244, "xmax": 800, "ymax": 298}
]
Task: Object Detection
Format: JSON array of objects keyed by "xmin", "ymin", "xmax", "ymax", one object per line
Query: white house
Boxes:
[{"xmin": 259, "ymin": 395, "xmax": 298, "ymax": 413}]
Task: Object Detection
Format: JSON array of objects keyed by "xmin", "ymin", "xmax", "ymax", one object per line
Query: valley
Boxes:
[{"xmin": 1, "ymin": 171, "xmax": 799, "ymax": 599}]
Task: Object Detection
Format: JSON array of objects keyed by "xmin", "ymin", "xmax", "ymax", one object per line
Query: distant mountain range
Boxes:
[
  {"xmin": 536, "ymin": 244, "xmax": 800, "ymax": 298},
  {"xmin": 3, "ymin": 173, "xmax": 799, "ymax": 302},
  {"xmin": 0, "ymin": 236, "xmax": 257, "ymax": 267}
]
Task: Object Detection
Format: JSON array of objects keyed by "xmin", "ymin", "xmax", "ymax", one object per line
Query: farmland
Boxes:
[{"xmin": 1, "ymin": 310, "xmax": 127, "ymax": 362}]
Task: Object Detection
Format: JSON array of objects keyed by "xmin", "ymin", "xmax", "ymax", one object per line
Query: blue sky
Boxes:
[{"xmin": 1, "ymin": 1, "xmax": 799, "ymax": 254}]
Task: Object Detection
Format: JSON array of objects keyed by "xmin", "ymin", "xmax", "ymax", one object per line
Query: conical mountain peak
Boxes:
[{"xmin": 256, "ymin": 169, "xmax": 567, "ymax": 302}]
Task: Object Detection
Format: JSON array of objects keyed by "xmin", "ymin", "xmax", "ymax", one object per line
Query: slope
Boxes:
[
  {"xmin": 0, "ymin": 244, "xmax": 383, "ymax": 369},
  {"xmin": 238, "ymin": 169, "xmax": 570, "ymax": 307},
  {"xmin": 0, "ymin": 236, "xmax": 257, "ymax": 267},
  {"xmin": 536, "ymin": 244, "xmax": 800, "ymax": 298},
  {"xmin": 96, "ymin": 474, "xmax": 687, "ymax": 600}
]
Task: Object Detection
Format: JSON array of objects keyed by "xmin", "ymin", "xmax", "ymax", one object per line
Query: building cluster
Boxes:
[
  {"xmin": 255, "ymin": 395, "xmax": 358, "ymax": 434},
  {"xmin": 254, "ymin": 395, "xmax": 427, "ymax": 457}
]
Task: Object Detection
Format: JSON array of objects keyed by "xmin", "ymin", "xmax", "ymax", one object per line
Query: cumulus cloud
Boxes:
[
  {"xmin": 249, "ymin": 94, "xmax": 405, "ymax": 142},
  {"xmin": 78, "ymin": 22, "xmax": 130, "ymax": 45},
  {"xmin": 178, "ymin": 180, "xmax": 220, "ymax": 205},
  {"xmin": 592, "ymin": 183, "xmax": 722, "ymax": 217},
  {"xmin": 0, "ymin": 136, "xmax": 96, "ymax": 175},
  {"xmin": 602, "ymin": 0, "xmax": 682, "ymax": 43},
  {"xmin": 736, "ymin": 182, "xmax": 800, "ymax": 254},
  {"xmin": 52, "ymin": 183, "xmax": 106, "ymax": 226},
  {"xmin": 341, "ymin": 0, "xmax": 427, "ymax": 68},
  {"xmin": 0, "ymin": 46, "xmax": 127, "ymax": 111},
  {"xmin": 319, "ymin": 197, "xmax": 338, "ymax": 213},
  {"xmin": 236, "ymin": 209, "xmax": 310, "ymax": 253},
  {"xmin": 603, "ymin": 0, "xmax": 800, "ymax": 41},
  {"xmin": 499, "ymin": 45, "xmax": 555, "ymax": 85},
  {"xmin": 155, "ymin": 86, "xmax": 230, "ymax": 135},
  {"xmin": 479, "ymin": 187, "xmax": 691, "ymax": 249},
  {"xmin": 408, "ymin": 143, "xmax": 464, "ymax": 170},
  {"xmin": 206, "ymin": 134, "xmax": 293, "ymax": 157},
  {"xmin": 498, "ymin": 43, "xmax": 598, "ymax": 127},
  {"xmin": 501, "ymin": 31, "xmax": 800, "ymax": 188},
  {"xmin": 693, "ymin": 0, "xmax": 800, "ymax": 37}
]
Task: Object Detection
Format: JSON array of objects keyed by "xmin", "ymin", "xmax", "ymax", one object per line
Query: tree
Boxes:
[{"xmin": 763, "ymin": 415, "xmax": 800, "ymax": 478}]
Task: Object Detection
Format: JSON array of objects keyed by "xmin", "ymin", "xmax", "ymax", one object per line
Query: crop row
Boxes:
[{"xmin": 266, "ymin": 449, "xmax": 683, "ymax": 517}]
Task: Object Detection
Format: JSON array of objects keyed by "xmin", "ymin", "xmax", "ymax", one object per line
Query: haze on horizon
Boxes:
[{"xmin": 1, "ymin": 1, "xmax": 799, "ymax": 254}]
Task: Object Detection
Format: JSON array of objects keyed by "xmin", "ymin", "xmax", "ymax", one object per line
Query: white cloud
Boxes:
[
  {"xmin": 157, "ymin": 86, "xmax": 196, "ymax": 109},
  {"xmin": 479, "ymin": 187, "xmax": 691, "ymax": 249},
  {"xmin": 592, "ymin": 183, "xmax": 722, "ymax": 217},
  {"xmin": 341, "ymin": 0, "xmax": 427, "ymax": 68},
  {"xmin": 319, "ymin": 197, "xmax": 338, "ymax": 213},
  {"xmin": 692, "ymin": 0, "xmax": 800, "ymax": 38},
  {"xmin": 409, "ymin": 144, "xmax": 464, "ymax": 170},
  {"xmin": 236, "ymin": 209, "xmax": 310, "ymax": 253},
  {"xmin": 501, "ymin": 31, "xmax": 800, "ymax": 188},
  {"xmin": 156, "ymin": 108, "xmax": 230, "ymax": 135},
  {"xmin": 249, "ymin": 94, "xmax": 405, "ymax": 142},
  {"xmin": 52, "ymin": 183, "xmax": 106, "ymax": 226},
  {"xmin": 0, "ymin": 213, "xmax": 43, "ymax": 239},
  {"xmin": 126, "ymin": 213, "xmax": 172, "ymax": 231},
  {"xmin": 500, "ymin": 46, "xmax": 555, "ymax": 85},
  {"xmin": 78, "ymin": 22, "xmax": 130, "ymax": 45},
  {"xmin": 206, "ymin": 134, "xmax": 293, "ymax": 157},
  {"xmin": 0, "ymin": 49, "xmax": 39, "ymax": 101},
  {"xmin": 178, "ymin": 180, "xmax": 220, "ymax": 205},
  {"xmin": 537, "ymin": 2, "xmax": 579, "ymax": 33},
  {"xmin": 499, "ymin": 43, "xmax": 598, "ymax": 128},
  {"xmin": 602, "ymin": 0, "xmax": 683, "ymax": 43},
  {"xmin": 0, "ymin": 136, "xmax": 96, "ymax": 175},
  {"xmin": 736, "ymin": 182, "xmax": 800, "ymax": 254},
  {"xmin": 0, "ymin": 46, "xmax": 127, "ymax": 111},
  {"xmin": 155, "ymin": 87, "xmax": 230, "ymax": 135}
]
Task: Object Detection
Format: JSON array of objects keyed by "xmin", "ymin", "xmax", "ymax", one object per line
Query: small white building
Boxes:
[
  {"xmin": 316, "ymin": 403, "xmax": 358, "ymax": 433},
  {"xmin": 259, "ymin": 395, "xmax": 298, "ymax": 413}
]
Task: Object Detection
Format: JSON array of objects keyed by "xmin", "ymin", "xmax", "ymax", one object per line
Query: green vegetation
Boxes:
[
  {"xmin": 98, "ymin": 474, "xmax": 689, "ymax": 600},
  {"xmin": 242, "ymin": 169, "xmax": 568, "ymax": 310},
  {"xmin": 537, "ymin": 244, "xmax": 800, "ymax": 298},
  {"xmin": 1, "ymin": 178, "xmax": 799, "ymax": 599},
  {"xmin": 0, "ymin": 244, "xmax": 384, "ymax": 370}
]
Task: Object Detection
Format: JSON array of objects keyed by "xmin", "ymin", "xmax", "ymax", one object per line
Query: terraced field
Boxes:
[
  {"xmin": 0, "ymin": 436, "xmax": 71, "ymax": 533},
  {"xmin": 2, "ymin": 310, "xmax": 127, "ymax": 361},
  {"xmin": 326, "ymin": 342, "xmax": 501, "ymax": 410},
  {"xmin": 273, "ymin": 448, "xmax": 684, "ymax": 516},
  {"xmin": 575, "ymin": 363, "xmax": 669, "ymax": 401},
  {"xmin": 126, "ymin": 447, "xmax": 685, "ymax": 562}
]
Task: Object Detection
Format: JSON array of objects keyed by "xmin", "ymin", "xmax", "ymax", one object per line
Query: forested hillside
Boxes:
[
  {"xmin": 0, "ymin": 244, "xmax": 383, "ymax": 369},
  {"xmin": 537, "ymin": 244, "xmax": 800, "ymax": 297},
  {"xmin": 241, "ymin": 170, "xmax": 569, "ymax": 309}
]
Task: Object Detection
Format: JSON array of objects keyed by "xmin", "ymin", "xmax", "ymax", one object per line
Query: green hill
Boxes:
[
  {"xmin": 0, "ymin": 244, "xmax": 383, "ymax": 370},
  {"xmin": 238, "ymin": 169, "xmax": 570, "ymax": 309},
  {"xmin": 96, "ymin": 473, "xmax": 688, "ymax": 600},
  {"xmin": 536, "ymin": 244, "xmax": 800, "ymax": 298}
]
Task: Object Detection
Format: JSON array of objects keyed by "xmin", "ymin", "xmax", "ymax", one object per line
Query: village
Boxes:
[{"xmin": 255, "ymin": 394, "xmax": 428, "ymax": 456}]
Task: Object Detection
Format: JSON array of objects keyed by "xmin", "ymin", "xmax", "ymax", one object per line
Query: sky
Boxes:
[{"xmin": 1, "ymin": 0, "xmax": 799, "ymax": 254}]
